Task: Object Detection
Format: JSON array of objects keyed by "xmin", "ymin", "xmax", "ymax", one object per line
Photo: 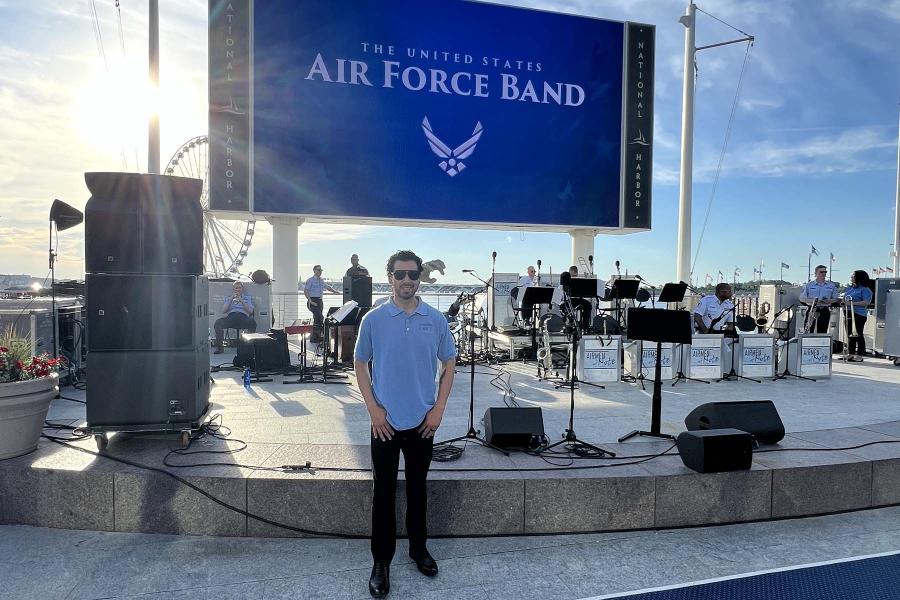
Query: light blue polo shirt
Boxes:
[
  {"xmin": 354, "ymin": 298, "xmax": 457, "ymax": 431},
  {"xmin": 224, "ymin": 293, "xmax": 253, "ymax": 316},
  {"xmin": 304, "ymin": 276, "xmax": 327, "ymax": 298},
  {"xmin": 844, "ymin": 285, "xmax": 873, "ymax": 316}
]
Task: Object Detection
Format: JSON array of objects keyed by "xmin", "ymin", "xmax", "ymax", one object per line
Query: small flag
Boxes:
[
  {"xmin": 811, "ymin": 245, "xmax": 819, "ymax": 256},
  {"xmin": 887, "ymin": 267, "xmax": 895, "ymax": 273},
  {"xmin": 781, "ymin": 262, "xmax": 790, "ymax": 269},
  {"xmin": 830, "ymin": 252, "xmax": 836, "ymax": 263},
  {"xmin": 705, "ymin": 273, "xmax": 713, "ymax": 284}
]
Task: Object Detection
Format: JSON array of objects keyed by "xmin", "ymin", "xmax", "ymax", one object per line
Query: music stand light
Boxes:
[{"xmin": 49, "ymin": 199, "xmax": 83, "ymax": 363}]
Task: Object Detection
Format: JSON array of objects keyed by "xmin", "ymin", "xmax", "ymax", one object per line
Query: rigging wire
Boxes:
[
  {"xmin": 696, "ymin": 6, "xmax": 753, "ymax": 38},
  {"xmin": 690, "ymin": 39, "xmax": 754, "ymax": 279}
]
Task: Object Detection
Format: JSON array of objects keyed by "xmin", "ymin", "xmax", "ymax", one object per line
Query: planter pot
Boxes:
[{"xmin": 0, "ymin": 374, "xmax": 58, "ymax": 460}]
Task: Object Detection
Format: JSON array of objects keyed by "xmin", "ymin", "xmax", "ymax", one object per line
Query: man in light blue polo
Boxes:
[
  {"xmin": 800, "ymin": 265, "xmax": 839, "ymax": 333},
  {"xmin": 354, "ymin": 249, "xmax": 456, "ymax": 598}
]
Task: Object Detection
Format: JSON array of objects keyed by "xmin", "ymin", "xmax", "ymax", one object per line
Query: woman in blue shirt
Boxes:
[{"xmin": 842, "ymin": 270, "xmax": 873, "ymax": 361}]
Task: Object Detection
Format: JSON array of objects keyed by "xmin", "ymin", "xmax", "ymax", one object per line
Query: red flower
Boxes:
[
  {"xmin": 15, "ymin": 360, "xmax": 24, "ymax": 369},
  {"xmin": 0, "ymin": 347, "xmax": 8, "ymax": 353}
]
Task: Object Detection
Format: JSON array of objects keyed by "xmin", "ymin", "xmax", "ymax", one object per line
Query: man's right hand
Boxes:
[{"xmin": 368, "ymin": 404, "xmax": 394, "ymax": 441}]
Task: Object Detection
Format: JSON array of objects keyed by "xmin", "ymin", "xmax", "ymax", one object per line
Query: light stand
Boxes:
[
  {"xmin": 541, "ymin": 283, "xmax": 615, "ymax": 457},
  {"xmin": 435, "ymin": 294, "xmax": 509, "ymax": 456},
  {"xmin": 48, "ymin": 199, "xmax": 83, "ymax": 367}
]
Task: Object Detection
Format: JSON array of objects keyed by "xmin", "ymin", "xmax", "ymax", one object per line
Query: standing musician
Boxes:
[
  {"xmin": 304, "ymin": 265, "xmax": 338, "ymax": 341},
  {"xmin": 800, "ymin": 265, "xmax": 839, "ymax": 333},
  {"xmin": 842, "ymin": 270, "xmax": 873, "ymax": 361},
  {"xmin": 353, "ymin": 250, "xmax": 456, "ymax": 598},
  {"xmin": 693, "ymin": 283, "xmax": 735, "ymax": 333},
  {"xmin": 346, "ymin": 253, "xmax": 370, "ymax": 278}
]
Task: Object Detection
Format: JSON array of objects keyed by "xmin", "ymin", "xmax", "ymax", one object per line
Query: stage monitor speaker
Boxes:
[
  {"xmin": 676, "ymin": 429, "xmax": 753, "ymax": 473},
  {"xmin": 684, "ymin": 400, "xmax": 785, "ymax": 444},
  {"xmin": 483, "ymin": 407, "xmax": 545, "ymax": 449},
  {"xmin": 343, "ymin": 276, "xmax": 373, "ymax": 308},
  {"xmin": 86, "ymin": 346, "xmax": 210, "ymax": 428},
  {"xmin": 235, "ymin": 330, "xmax": 290, "ymax": 371},
  {"xmin": 87, "ymin": 274, "xmax": 208, "ymax": 351},
  {"xmin": 84, "ymin": 172, "xmax": 203, "ymax": 275}
]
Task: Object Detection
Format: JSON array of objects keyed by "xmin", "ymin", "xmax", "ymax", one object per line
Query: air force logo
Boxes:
[{"xmin": 421, "ymin": 117, "xmax": 483, "ymax": 177}]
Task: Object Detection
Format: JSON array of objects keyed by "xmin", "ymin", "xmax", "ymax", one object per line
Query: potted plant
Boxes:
[{"xmin": 0, "ymin": 328, "xmax": 60, "ymax": 460}]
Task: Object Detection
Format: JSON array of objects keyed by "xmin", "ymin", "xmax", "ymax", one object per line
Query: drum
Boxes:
[{"xmin": 540, "ymin": 313, "xmax": 564, "ymax": 333}]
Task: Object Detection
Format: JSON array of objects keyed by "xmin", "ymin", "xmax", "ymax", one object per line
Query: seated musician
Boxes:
[
  {"xmin": 693, "ymin": 283, "xmax": 734, "ymax": 334},
  {"xmin": 213, "ymin": 281, "xmax": 256, "ymax": 354},
  {"xmin": 799, "ymin": 265, "xmax": 839, "ymax": 333},
  {"xmin": 551, "ymin": 266, "xmax": 592, "ymax": 330},
  {"xmin": 516, "ymin": 266, "xmax": 537, "ymax": 325}
]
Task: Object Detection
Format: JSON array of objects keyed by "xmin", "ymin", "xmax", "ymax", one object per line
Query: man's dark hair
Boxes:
[
  {"xmin": 569, "ymin": 265, "xmax": 578, "ymax": 274},
  {"xmin": 386, "ymin": 250, "xmax": 423, "ymax": 275},
  {"xmin": 715, "ymin": 283, "xmax": 731, "ymax": 294},
  {"xmin": 815, "ymin": 265, "xmax": 827, "ymax": 272},
  {"xmin": 313, "ymin": 264, "xmax": 322, "ymax": 271}
]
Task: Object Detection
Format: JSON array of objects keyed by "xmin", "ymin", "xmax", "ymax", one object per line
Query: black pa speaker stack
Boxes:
[
  {"xmin": 677, "ymin": 400, "xmax": 785, "ymax": 473},
  {"xmin": 483, "ymin": 407, "xmax": 546, "ymax": 449},
  {"xmin": 84, "ymin": 172, "xmax": 210, "ymax": 436},
  {"xmin": 342, "ymin": 276, "xmax": 373, "ymax": 308}
]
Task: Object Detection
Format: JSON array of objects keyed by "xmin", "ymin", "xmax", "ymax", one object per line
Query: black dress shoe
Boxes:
[
  {"xmin": 410, "ymin": 551, "xmax": 438, "ymax": 577},
  {"xmin": 369, "ymin": 563, "xmax": 390, "ymax": 597}
]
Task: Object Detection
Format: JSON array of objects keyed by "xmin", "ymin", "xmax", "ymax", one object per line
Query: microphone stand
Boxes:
[
  {"xmin": 718, "ymin": 303, "xmax": 761, "ymax": 383},
  {"xmin": 490, "ymin": 252, "xmax": 497, "ymax": 332},
  {"xmin": 464, "ymin": 270, "xmax": 497, "ymax": 359},
  {"xmin": 435, "ymin": 294, "xmax": 509, "ymax": 456},
  {"xmin": 542, "ymin": 285, "xmax": 614, "ymax": 457},
  {"xmin": 773, "ymin": 304, "xmax": 817, "ymax": 382}
]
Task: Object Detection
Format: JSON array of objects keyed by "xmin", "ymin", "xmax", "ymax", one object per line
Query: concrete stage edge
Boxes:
[{"xmin": 2, "ymin": 355, "xmax": 900, "ymax": 538}]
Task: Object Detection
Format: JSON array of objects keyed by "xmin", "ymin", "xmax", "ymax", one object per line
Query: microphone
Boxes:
[
  {"xmin": 537, "ymin": 259, "xmax": 542, "ymax": 268},
  {"xmin": 588, "ymin": 255, "xmax": 593, "ymax": 264},
  {"xmin": 492, "ymin": 251, "xmax": 497, "ymax": 260},
  {"xmin": 462, "ymin": 269, "xmax": 474, "ymax": 273},
  {"xmin": 615, "ymin": 260, "xmax": 621, "ymax": 276}
]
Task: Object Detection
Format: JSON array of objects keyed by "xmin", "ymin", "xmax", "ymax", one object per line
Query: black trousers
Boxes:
[
  {"xmin": 844, "ymin": 313, "xmax": 867, "ymax": 355},
  {"xmin": 813, "ymin": 307, "xmax": 831, "ymax": 334},
  {"xmin": 213, "ymin": 312, "xmax": 256, "ymax": 347},
  {"xmin": 370, "ymin": 423, "xmax": 433, "ymax": 564}
]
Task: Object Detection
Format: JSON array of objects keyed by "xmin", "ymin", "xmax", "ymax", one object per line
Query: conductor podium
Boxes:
[{"xmin": 84, "ymin": 172, "xmax": 210, "ymax": 449}]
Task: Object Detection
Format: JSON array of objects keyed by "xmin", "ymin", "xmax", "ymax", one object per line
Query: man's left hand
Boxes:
[{"xmin": 418, "ymin": 406, "xmax": 444, "ymax": 438}]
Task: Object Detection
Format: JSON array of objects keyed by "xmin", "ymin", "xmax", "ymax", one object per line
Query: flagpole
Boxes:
[
  {"xmin": 807, "ymin": 252, "xmax": 811, "ymax": 282},
  {"xmin": 780, "ymin": 264, "xmax": 784, "ymax": 282}
]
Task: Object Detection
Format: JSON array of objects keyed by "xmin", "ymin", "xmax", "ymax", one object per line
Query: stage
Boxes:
[{"xmin": 2, "ymin": 347, "xmax": 900, "ymax": 538}]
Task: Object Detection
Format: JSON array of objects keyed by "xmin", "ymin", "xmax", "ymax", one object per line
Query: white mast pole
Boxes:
[
  {"xmin": 893, "ymin": 104, "xmax": 900, "ymax": 274},
  {"xmin": 676, "ymin": 3, "xmax": 696, "ymax": 285},
  {"xmin": 148, "ymin": 0, "xmax": 160, "ymax": 174}
]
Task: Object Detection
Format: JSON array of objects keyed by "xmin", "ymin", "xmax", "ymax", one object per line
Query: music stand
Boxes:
[
  {"xmin": 609, "ymin": 278, "xmax": 640, "ymax": 300},
  {"xmin": 619, "ymin": 308, "xmax": 691, "ymax": 442},
  {"xmin": 658, "ymin": 282, "xmax": 688, "ymax": 305},
  {"xmin": 521, "ymin": 286, "xmax": 555, "ymax": 358}
]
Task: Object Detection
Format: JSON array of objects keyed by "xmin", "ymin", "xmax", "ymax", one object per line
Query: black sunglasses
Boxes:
[{"xmin": 392, "ymin": 269, "xmax": 421, "ymax": 281}]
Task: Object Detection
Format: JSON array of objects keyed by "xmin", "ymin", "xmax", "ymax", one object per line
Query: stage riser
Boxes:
[{"xmin": 1, "ymin": 446, "xmax": 896, "ymax": 537}]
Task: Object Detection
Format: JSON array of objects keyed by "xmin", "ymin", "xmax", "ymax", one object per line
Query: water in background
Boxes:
[{"xmin": 292, "ymin": 293, "xmax": 460, "ymax": 320}]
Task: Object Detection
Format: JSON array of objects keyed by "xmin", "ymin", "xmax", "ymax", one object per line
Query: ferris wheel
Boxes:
[{"xmin": 164, "ymin": 135, "xmax": 256, "ymax": 277}]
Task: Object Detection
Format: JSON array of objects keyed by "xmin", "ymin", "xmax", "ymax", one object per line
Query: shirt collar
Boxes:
[{"xmin": 386, "ymin": 297, "xmax": 427, "ymax": 317}]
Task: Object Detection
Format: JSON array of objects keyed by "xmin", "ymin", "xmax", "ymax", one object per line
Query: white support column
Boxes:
[
  {"xmin": 569, "ymin": 229, "xmax": 596, "ymax": 274},
  {"xmin": 270, "ymin": 217, "xmax": 303, "ymax": 328},
  {"xmin": 676, "ymin": 2, "xmax": 696, "ymax": 284}
]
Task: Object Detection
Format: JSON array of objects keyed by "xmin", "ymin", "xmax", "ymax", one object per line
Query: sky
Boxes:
[{"xmin": 0, "ymin": 0, "xmax": 898, "ymax": 286}]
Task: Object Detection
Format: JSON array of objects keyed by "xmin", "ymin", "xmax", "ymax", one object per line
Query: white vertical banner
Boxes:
[
  {"xmin": 578, "ymin": 336, "xmax": 622, "ymax": 383},
  {"xmin": 486, "ymin": 273, "xmax": 519, "ymax": 328},
  {"xmin": 689, "ymin": 334, "xmax": 724, "ymax": 379},
  {"xmin": 797, "ymin": 334, "xmax": 832, "ymax": 378},
  {"xmin": 739, "ymin": 334, "xmax": 775, "ymax": 378}
]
